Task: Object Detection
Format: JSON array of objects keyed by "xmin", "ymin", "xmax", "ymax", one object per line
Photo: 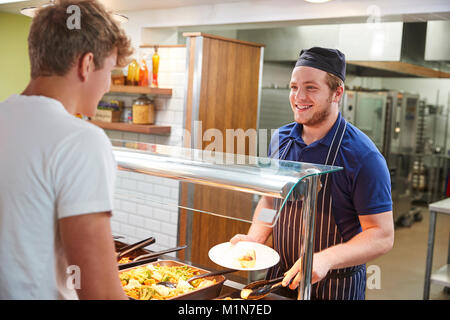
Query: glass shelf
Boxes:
[
  {"xmin": 111, "ymin": 139, "xmax": 344, "ymax": 300},
  {"xmin": 111, "ymin": 140, "xmax": 343, "ymax": 226}
]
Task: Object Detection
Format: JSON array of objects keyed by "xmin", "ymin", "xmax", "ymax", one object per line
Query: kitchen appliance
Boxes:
[
  {"xmin": 340, "ymin": 90, "xmax": 420, "ymax": 227},
  {"xmin": 411, "ymin": 102, "xmax": 449, "ymax": 204}
]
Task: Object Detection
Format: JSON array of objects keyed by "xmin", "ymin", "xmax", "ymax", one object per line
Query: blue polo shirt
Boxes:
[{"xmin": 269, "ymin": 112, "xmax": 392, "ymax": 242}]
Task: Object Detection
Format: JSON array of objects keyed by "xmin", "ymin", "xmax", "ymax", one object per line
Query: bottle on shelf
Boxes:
[
  {"xmin": 151, "ymin": 46, "xmax": 160, "ymax": 88},
  {"xmin": 126, "ymin": 59, "xmax": 139, "ymax": 86},
  {"xmin": 138, "ymin": 58, "xmax": 149, "ymax": 87}
]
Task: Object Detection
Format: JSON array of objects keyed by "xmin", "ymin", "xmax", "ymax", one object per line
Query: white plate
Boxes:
[{"xmin": 208, "ymin": 241, "xmax": 280, "ymax": 271}]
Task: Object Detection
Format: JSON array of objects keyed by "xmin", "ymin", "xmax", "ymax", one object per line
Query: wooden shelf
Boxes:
[
  {"xmin": 89, "ymin": 120, "xmax": 171, "ymax": 135},
  {"xmin": 108, "ymin": 85, "xmax": 172, "ymax": 96},
  {"xmin": 347, "ymin": 61, "xmax": 450, "ymax": 78},
  {"xmin": 140, "ymin": 44, "xmax": 186, "ymax": 48}
]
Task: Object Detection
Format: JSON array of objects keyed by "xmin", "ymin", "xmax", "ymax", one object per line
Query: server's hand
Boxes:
[{"xmin": 281, "ymin": 252, "xmax": 331, "ymax": 289}]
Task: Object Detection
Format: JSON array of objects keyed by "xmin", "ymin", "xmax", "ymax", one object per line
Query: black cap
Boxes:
[{"xmin": 295, "ymin": 47, "xmax": 346, "ymax": 82}]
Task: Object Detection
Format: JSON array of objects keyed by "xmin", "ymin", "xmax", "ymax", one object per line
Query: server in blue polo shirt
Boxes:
[{"xmin": 231, "ymin": 47, "xmax": 394, "ymax": 300}]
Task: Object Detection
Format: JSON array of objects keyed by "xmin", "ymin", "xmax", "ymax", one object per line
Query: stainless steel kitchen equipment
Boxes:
[
  {"xmin": 423, "ymin": 198, "xmax": 450, "ymax": 300},
  {"xmin": 340, "ymin": 90, "xmax": 420, "ymax": 227},
  {"xmin": 411, "ymin": 102, "xmax": 449, "ymax": 204}
]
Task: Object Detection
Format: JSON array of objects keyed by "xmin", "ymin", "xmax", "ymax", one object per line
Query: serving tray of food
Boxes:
[{"xmin": 119, "ymin": 260, "xmax": 226, "ymax": 300}]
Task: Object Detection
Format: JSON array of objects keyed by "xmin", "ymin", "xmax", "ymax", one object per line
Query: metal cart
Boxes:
[{"xmin": 423, "ymin": 197, "xmax": 450, "ymax": 299}]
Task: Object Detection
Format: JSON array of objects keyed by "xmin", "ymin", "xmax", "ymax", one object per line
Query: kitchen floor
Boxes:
[{"xmin": 366, "ymin": 206, "xmax": 449, "ymax": 300}]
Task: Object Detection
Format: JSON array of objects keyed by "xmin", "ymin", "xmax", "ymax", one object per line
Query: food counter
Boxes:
[{"xmin": 111, "ymin": 140, "xmax": 342, "ymax": 300}]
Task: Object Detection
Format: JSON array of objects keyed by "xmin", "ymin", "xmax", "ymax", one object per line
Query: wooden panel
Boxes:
[
  {"xmin": 185, "ymin": 35, "xmax": 262, "ymax": 280},
  {"xmin": 182, "ymin": 32, "xmax": 265, "ymax": 48}
]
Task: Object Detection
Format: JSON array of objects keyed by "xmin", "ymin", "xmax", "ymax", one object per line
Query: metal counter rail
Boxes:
[{"xmin": 113, "ymin": 147, "xmax": 305, "ymax": 199}]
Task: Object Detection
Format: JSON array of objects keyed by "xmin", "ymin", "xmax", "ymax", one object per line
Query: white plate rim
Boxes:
[{"xmin": 208, "ymin": 241, "xmax": 280, "ymax": 271}]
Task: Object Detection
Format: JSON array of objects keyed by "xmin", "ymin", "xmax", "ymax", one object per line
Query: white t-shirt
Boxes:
[{"xmin": 0, "ymin": 94, "xmax": 117, "ymax": 299}]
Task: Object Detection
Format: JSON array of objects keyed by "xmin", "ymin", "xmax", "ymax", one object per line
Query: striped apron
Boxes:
[{"xmin": 266, "ymin": 116, "xmax": 366, "ymax": 300}]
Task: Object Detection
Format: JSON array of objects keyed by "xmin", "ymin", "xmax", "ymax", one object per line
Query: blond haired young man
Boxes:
[{"xmin": 0, "ymin": 0, "xmax": 133, "ymax": 299}]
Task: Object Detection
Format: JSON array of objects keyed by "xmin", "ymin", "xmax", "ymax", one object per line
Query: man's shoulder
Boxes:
[
  {"xmin": 64, "ymin": 116, "xmax": 107, "ymax": 139},
  {"xmin": 62, "ymin": 120, "xmax": 111, "ymax": 152},
  {"xmin": 272, "ymin": 122, "xmax": 297, "ymax": 140},
  {"xmin": 342, "ymin": 122, "xmax": 382, "ymax": 159},
  {"xmin": 277, "ymin": 122, "xmax": 297, "ymax": 132},
  {"xmin": 337, "ymin": 121, "xmax": 389, "ymax": 177},
  {"xmin": 44, "ymin": 114, "xmax": 110, "ymax": 158}
]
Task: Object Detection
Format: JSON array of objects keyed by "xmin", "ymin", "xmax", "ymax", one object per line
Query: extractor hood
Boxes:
[
  {"xmin": 348, "ymin": 21, "xmax": 450, "ymax": 78},
  {"xmin": 237, "ymin": 21, "xmax": 450, "ymax": 78}
]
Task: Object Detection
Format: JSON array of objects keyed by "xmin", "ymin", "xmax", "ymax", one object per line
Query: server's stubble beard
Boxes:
[{"xmin": 302, "ymin": 94, "xmax": 334, "ymax": 127}]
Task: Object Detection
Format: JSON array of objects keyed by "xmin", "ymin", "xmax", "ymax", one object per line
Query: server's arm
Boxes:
[
  {"xmin": 282, "ymin": 210, "xmax": 394, "ymax": 288},
  {"xmin": 230, "ymin": 196, "xmax": 274, "ymax": 244}
]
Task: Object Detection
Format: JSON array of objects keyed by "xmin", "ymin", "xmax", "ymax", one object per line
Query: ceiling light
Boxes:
[
  {"xmin": 0, "ymin": 0, "xmax": 27, "ymax": 4},
  {"xmin": 304, "ymin": 0, "xmax": 333, "ymax": 3},
  {"xmin": 20, "ymin": 0, "xmax": 128, "ymax": 23},
  {"xmin": 20, "ymin": 0, "xmax": 54, "ymax": 17},
  {"xmin": 113, "ymin": 13, "xmax": 128, "ymax": 24}
]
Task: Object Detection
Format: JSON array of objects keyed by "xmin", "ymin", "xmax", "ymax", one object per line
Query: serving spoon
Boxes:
[
  {"xmin": 132, "ymin": 245, "xmax": 187, "ymax": 262},
  {"xmin": 157, "ymin": 268, "xmax": 236, "ymax": 288}
]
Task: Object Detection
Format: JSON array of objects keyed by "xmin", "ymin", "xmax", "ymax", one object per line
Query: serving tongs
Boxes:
[
  {"xmin": 240, "ymin": 276, "xmax": 294, "ymax": 300},
  {"xmin": 118, "ymin": 245, "xmax": 188, "ymax": 270},
  {"xmin": 132, "ymin": 245, "xmax": 188, "ymax": 262},
  {"xmin": 116, "ymin": 236, "xmax": 156, "ymax": 261},
  {"xmin": 157, "ymin": 268, "xmax": 236, "ymax": 289}
]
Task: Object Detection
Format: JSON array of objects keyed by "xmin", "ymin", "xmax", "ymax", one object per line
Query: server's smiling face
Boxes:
[{"xmin": 289, "ymin": 66, "xmax": 335, "ymax": 127}]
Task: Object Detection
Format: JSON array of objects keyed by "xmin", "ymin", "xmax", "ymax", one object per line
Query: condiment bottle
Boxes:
[
  {"xmin": 127, "ymin": 59, "xmax": 139, "ymax": 86},
  {"xmin": 151, "ymin": 46, "xmax": 160, "ymax": 88},
  {"xmin": 132, "ymin": 94, "xmax": 155, "ymax": 124},
  {"xmin": 138, "ymin": 59, "xmax": 149, "ymax": 87}
]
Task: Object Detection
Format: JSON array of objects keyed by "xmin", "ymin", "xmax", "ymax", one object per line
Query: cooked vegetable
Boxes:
[
  {"xmin": 240, "ymin": 289, "xmax": 252, "ymax": 299},
  {"xmin": 119, "ymin": 264, "xmax": 217, "ymax": 300},
  {"xmin": 118, "ymin": 257, "xmax": 131, "ymax": 264}
]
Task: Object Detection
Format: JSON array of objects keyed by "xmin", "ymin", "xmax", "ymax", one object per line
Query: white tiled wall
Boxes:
[{"xmin": 103, "ymin": 47, "xmax": 187, "ymax": 254}]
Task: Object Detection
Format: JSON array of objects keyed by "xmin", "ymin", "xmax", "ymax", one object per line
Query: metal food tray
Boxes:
[{"xmin": 119, "ymin": 260, "xmax": 226, "ymax": 300}]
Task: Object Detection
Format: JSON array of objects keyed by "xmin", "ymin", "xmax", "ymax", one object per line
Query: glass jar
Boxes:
[
  {"xmin": 132, "ymin": 94, "xmax": 155, "ymax": 125},
  {"xmin": 121, "ymin": 106, "xmax": 132, "ymax": 123}
]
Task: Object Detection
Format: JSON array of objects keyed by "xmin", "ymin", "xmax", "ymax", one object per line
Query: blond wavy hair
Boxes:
[{"xmin": 28, "ymin": 0, "xmax": 133, "ymax": 78}]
